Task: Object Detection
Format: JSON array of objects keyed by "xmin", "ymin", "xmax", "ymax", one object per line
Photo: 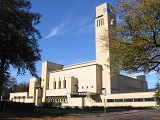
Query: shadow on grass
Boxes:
[{"xmin": 0, "ymin": 106, "xmax": 158, "ymax": 119}]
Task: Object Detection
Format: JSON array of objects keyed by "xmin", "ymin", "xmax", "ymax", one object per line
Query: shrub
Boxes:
[
  {"xmin": 40, "ymin": 101, "xmax": 61, "ymax": 108},
  {"xmin": 1, "ymin": 101, "xmax": 35, "ymax": 110}
]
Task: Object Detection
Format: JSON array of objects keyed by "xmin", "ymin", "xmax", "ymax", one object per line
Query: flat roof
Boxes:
[
  {"xmin": 63, "ymin": 60, "xmax": 96, "ymax": 70},
  {"xmin": 50, "ymin": 60, "xmax": 99, "ymax": 73}
]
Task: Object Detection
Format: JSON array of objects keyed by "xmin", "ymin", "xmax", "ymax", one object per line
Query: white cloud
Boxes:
[
  {"xmin": 45, "ymin": 24, "xmax": 64, "ymax": 39},
  {"xmin": 78, "ymin": 23, "xmax": 94, "ymax": 33},
  {"xmin": 74, "ymin": 16, "xmax": 94, "ymax": 34},
  {"xmin": 76, "ymin": 16, "xmax": 91, "ymax": 26},
  {"xmin": 44, "ymin": 11, "xmax": 94, "ymax": 40},
  {"xmin": 44, "ymin": 11, "xmax": 72, "ymax": 39}
]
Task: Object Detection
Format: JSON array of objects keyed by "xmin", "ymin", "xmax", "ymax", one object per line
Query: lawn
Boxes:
[{"xmin": 32, "ymin": 107, "xmax": 90, "ymax": 114}]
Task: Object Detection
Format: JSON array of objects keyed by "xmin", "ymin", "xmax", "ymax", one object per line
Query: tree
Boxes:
[
  {"xmin": 103, "ymin": 0, "xmax": 160, "ymax": 75},
  {"xmin": 0, "ymin": 0, "xmax": 42, "ymax": 99},
  {"xmin": 1, "ymin": 77, "xmax": 17, "ymax": 100},
  {"xmin": 154, "ymin": 82, "xmax": 160, "ymax": 105},
  {"xmin": 14, "ymin": 81, "xmax": 29, "ymax": 92},
  {"xmin": 3, "ymin": 77, "xmax": 17, "ymax": 92}
]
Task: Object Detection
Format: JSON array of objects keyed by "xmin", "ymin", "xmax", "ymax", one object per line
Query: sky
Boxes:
[{"xmin": 10, "ymin": 0, "xmax": 159, "ymax": 89}]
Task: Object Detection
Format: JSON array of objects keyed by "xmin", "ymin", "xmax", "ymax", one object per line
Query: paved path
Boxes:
[{"xmin": 78, "ymin": 109, "xmax": 160, "ymax": 120}]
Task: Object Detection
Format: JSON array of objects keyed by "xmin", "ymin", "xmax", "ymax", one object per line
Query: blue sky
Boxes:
[{"xmin": 10, "ymin": 0, "xmax": 158, "ymax": 89}]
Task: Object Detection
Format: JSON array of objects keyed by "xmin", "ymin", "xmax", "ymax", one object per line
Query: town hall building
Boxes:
[{"xmin": 10, "ymin": 2, "xmax": 156, "ymax": 107}]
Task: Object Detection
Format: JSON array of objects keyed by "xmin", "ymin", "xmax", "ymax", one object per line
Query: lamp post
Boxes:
[
  {"xmin": 104, "ymin": 89, "xmax": 107, "ymax": 114},
  {"xmin": 102, "ymin": 88, "xmax": 107, "ymax": 114}
]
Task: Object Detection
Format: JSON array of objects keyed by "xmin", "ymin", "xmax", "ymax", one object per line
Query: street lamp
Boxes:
[
  {"xmin": 102, "ymin": 88, "xmax": 107, "ymax": 114},
  {"xmin": 104, "ymin": 89, "xmax": 107, "ymax": 114}
]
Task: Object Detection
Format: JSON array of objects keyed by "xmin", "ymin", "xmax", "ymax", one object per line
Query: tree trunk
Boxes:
[
  {"xmin": 0, "ymin": 57, "xmax": 6, "ymax": 110},
  {"xmin": 0, "ymin": 77, "xmax": 2, "ymax": 110},
  {"xmin": 0, "ymin": 72, "xmax": 3, "ymax": 110}
]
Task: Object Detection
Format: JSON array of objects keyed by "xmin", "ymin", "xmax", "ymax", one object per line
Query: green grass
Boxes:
[
  {"xmin": 150, "ymin": 106, "xmax": 160, "ymax": 109},
  {"xmin": 32, "ymin": 107, "xmax": 90, "ymax": 114}
]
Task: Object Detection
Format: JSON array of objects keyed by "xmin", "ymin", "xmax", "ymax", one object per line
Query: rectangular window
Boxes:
[
  {"xmin": 107, "ymin": 99, "xmax": 114, "ymax": 102},
  {"xmin": 144, "ymin": 98, "xmax": 154, "ymax": 101},
  {"xmin": 99, "ymin": 19, "xmax": 101, "ymax": 26},
  {"xmin": 58, "ymin": 81, "xmax": 61, "ymax": 89},
  {"xmin": 63, "ymin": 80, "xmax": 66, "ymax": 88},
  {"xmin": 53, "ymin": 81, "xmax": 56, "ymax": 89},
  {"xmin": 115, "ymin": 99, "xmax": 123, "ymax": 102},
  {"xmin": 124, "ymin": 99, "xmax": 133, "ymax": 102},
  {"xmin": 134, "ymin": 98, "xmax": 143, "ymax": 102},
  {"xmin": 125, "ymin": 85, "xmax": 127, "ymax": 90}
]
